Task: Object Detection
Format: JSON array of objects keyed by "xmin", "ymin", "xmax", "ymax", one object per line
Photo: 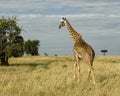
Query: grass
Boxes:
[{"xmin": 0, "ymin": 56, "xmax": 120, "ymax": 96}]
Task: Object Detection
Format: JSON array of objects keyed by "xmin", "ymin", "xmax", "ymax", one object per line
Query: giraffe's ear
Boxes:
[{"xmin": 62, "ymin": 17, "xmax": 66, "ymax": 20}]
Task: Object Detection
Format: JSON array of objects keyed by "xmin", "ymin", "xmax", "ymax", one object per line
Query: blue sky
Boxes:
[
  {"xmin": 0, "ymin": 0, "xmax": 120, "ymax": 55},
  {"xmin": 1, "ymin": 0, "xmax": 120, "ymax": 16}
]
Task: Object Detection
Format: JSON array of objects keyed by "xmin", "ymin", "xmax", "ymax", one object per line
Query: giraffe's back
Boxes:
[{"xmin": 73, "ymin": 39, "xmax": 95, "ymax": 63}]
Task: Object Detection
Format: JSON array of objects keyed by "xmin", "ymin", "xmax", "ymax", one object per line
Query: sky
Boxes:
[{"xmin": 0, "ymin": 0, "xmax": 120, "ymax": 56}]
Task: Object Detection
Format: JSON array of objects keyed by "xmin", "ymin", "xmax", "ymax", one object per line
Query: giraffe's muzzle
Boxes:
[{"xmin": 59, "ymin": 21, "xmax": 65, "ymax": 29}]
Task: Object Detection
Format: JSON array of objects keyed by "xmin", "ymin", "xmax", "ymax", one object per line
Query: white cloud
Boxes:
[
  {"xmin": 0, "ymin": 0, "xmax": 120, "ymax": 16},
  {"xmin": 17, "ymin": 13, "xmax": 120, "ymax": 19}
]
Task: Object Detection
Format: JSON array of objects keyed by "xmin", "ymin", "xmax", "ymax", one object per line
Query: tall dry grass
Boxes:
[{"xmin": 0, "ymin": 56, "xmax": 120, "ymax": 96}]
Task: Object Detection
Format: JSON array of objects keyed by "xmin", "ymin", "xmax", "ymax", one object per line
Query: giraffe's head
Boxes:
[{"xmin": 59, "ymin": 17, "xmax": 66, "ymax": 29}]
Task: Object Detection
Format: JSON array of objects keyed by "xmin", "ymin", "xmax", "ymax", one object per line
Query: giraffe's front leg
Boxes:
[
  {"xmin": 77, "ymin": 64, "xmax": 80, "ymax": 82},
  {"xmin": 73, "ymin": 63, "xmax": 77, "ymax": 80},
  {"xmin": 76, "ymin": 57, "xmax": 81, "ymax": 82}
]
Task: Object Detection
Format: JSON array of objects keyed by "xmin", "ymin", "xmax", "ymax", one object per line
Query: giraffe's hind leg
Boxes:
[{"xmin": 88, "ymin": 66, "xmax": 96, "ymax": 84}]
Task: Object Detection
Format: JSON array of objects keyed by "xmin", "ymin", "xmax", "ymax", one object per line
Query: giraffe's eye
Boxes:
[
  {"xmin": 59, "ymin": 21, "xmax": 65, "ymax": 29},
  {"xmin": 61, "ymin": 21, "xmax": 65, "ymax": 26}
]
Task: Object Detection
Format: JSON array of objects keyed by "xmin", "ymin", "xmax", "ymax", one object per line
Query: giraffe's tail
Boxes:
[{"xmin": 91, "ymin": 49, "xmax": 95, "ymax": 66}]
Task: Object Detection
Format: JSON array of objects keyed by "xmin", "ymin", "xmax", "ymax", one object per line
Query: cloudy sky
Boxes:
[{"xmin": 0, "ymin": 0, "xmax": 120, "ymax": 55}]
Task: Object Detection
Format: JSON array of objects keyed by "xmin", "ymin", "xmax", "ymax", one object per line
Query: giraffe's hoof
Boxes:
[
  {"xmin": 93, "ymin": 81, "xmax": 96, "ymax": 85},
  {"xmin": 73, "ymin": 75, "xmax": 76, "ymax": 80}
]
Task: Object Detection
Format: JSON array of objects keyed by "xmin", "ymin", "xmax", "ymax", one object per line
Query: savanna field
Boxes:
[{"xmin": 0, "ymin": 56, "xmax": 120, "ymax": 96}]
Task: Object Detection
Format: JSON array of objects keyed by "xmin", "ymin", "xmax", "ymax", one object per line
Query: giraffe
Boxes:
[{"xmin": 59, "ymin": 17, "xmax": 96, "ymax": 84}]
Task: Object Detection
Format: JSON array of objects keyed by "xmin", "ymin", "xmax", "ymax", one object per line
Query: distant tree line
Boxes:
[{"xmin": 0, "ymin": 16, "xmax": 40, "ymax": 66}]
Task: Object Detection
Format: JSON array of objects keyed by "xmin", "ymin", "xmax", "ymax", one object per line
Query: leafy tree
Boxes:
[
  {"xmin": 24, "ymin": 40, "xmax": 40, "ymax": 56},
  {"xmin": 0, "ymin": 16, "xmax": 24, "ymax": 65}
]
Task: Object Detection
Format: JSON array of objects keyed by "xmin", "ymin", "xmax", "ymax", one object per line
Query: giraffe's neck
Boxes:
[{"xmin": 65, "ymin": 19, "xmax": 82, "ymax": 42}]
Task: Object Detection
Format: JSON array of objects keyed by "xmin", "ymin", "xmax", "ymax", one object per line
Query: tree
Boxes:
[
  {"xmin": 24, "ymin": 40, "xmax": 40, "ymax": 56},
  {"xmin": 44, "ymin": 53, "xmax": 48, "ymax": 56},
  {"xmin": 0, "ymin": 16, "xmax": 24, "ymax": 65},
  {"xmin": 101, "ymin": 49, "xmax": 108, "ymax": 56}
]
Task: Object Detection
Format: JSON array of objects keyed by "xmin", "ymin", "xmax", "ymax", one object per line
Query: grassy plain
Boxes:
[{"xmin": 0, "ymin": 56, "xmax": 120, "ymax": 96}]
